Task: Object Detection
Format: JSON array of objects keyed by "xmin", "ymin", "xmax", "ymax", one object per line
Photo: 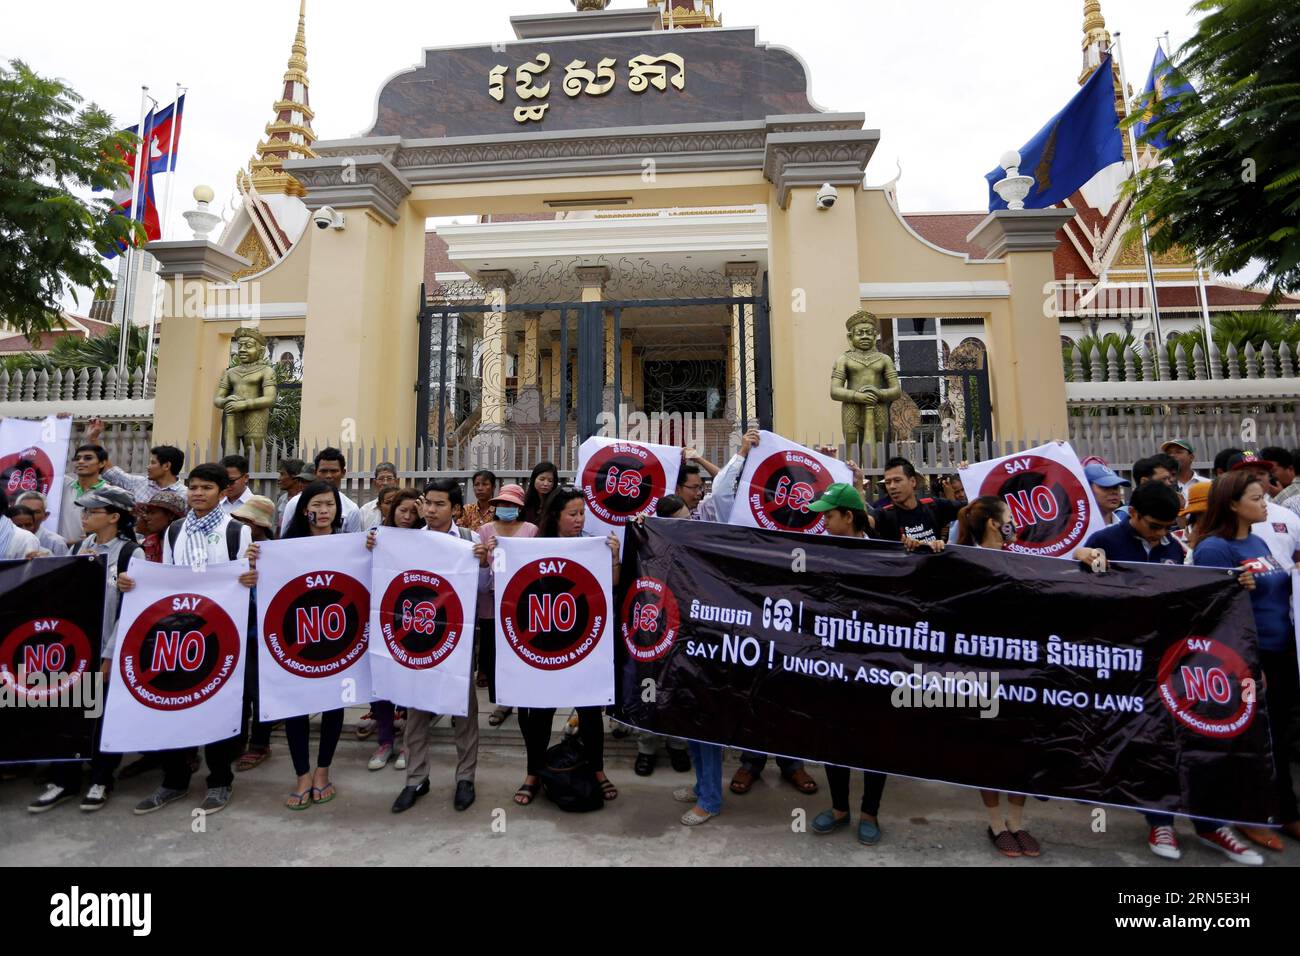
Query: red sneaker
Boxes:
[
  {"xmin": 1197, "ymin": 827, "xmax": 1263, "ymax": 865},
  {"xmin": 1147, "ymin": 825, "xmax": 1181, "ymax": 860}
]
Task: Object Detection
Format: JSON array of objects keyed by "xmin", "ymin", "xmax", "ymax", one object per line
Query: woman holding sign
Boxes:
[
  {"xmin": 511, "ymin": 487, "xmax": 620, "ymax": 806},
  {"xmin": 274, "ymin": 480, "xmax": 349, "ymax": 809},
  {"xmin": 1189, "ymin": 471, "xmax": 1296, "ymax": 861},
  {"xmin": 956, "ymin": 496, "xmax": 1043, "ymax": 860}
]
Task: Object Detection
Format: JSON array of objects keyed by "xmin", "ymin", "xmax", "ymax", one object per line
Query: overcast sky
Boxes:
[{"xmin": 4, "ymin": 0, "xmax": 1205, "ymax": 310}]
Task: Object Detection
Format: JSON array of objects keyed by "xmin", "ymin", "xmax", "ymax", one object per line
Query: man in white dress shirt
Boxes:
[{"xmin": 279, "ymin": 448, "xmax": 361, "ymax": 534}]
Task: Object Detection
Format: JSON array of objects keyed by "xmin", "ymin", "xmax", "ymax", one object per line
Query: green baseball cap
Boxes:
[{"xmin": 807, "ymin": 482, "xmax": 866, "ymax": 513}]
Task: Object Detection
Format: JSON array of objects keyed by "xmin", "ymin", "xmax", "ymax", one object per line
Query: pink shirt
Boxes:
[{"xmin": 476, "ymin": 521, "xmax": 539, "ymax": 617}]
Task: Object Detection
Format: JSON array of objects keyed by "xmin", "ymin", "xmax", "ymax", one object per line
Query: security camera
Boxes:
[
  {"xmin": 313, "ymin": 206, "xmax": 345, "ymax": 230},
  {"xmin": 815, "ymin": 183, "xmax": 838, "ymax": 210}
]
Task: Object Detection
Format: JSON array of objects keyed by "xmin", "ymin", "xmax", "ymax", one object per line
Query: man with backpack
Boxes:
[{"xmin": 118, "ymin": 463, "xmax": 255, "ymax": 816}]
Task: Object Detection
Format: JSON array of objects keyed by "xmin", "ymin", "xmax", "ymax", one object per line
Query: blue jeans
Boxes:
[{"xmin": 689, "ymin": 741, "xmax": 723, "ymax": 814}]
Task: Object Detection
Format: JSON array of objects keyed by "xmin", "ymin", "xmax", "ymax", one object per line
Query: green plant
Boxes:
[{"xmin": 0, "ymin": 59, "xmax": 144, "ymax": 339}]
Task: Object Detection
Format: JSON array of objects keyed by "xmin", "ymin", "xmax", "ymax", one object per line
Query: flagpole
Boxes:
[
  {"xmin": 1193, "ymin": 257, "xmax": 1216, "ymax": 379},
  {"xmin": 119, "ymin": 86, "xmax": 151, "ymax": 386},
  {"xmin": 1113, "ymin": 32, "xmax": 1165, "ymax": 376},
  {"xmin": 145, "ymin": 84, "xmax": 185, "ymax": 387}
]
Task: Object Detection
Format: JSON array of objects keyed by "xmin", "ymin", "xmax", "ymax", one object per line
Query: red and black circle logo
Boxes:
[
  {"xmin": 1157, "ymin": 637, "xmax": 1256, "ymax": 738},
  {"xmin": 978, "ymin": 455, "xmax": 1093, "ymax": 557},
  {"xmin": 746, "ymin": 450, "xmax": 831, "ymax": 533},
  {"xmin": 0, "ymin": 618, "xmax": 92, "ymax": 701},
  {"xmin": 620, "ymin": 576, "xmax": 680, "ymax": 663},
  {"xmin": 0, "ymin": 445, "xmax": 56, "ymax": 499},
  {"xmin": 378, "ymin": 570, "xmax": 465, "ymax": 670},
  {"xmin": 499, "ymin": 557, "xmax": 607, "ymax": 671},
  {"xmin": 117, "ymin": 594, "xmax": 241, "ymax": 711},
  {"xmin": 264, "ymin": 571, "xmax": 370, "ymax": 678},
  {"xmin": 581, "ymin": 443, "xmax": 667, "ymax": 525}
]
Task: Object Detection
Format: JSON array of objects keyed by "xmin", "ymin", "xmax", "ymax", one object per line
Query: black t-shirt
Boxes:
[{"xmin": 874, "ymin": 497, "xmax": 962, "ymax": 543}]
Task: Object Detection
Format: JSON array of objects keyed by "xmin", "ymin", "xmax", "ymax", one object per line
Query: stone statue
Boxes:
[
  {"xmin": 831, "ymin": 310, "xmax": 902, "ymax": 458},
  {"xmin": 214, "ymin": 327, "xmax": 278, "ymax": 455}
]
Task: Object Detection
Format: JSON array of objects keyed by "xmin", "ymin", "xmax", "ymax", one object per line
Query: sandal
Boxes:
[
  {"xmin": 286, "ymin": 788, "xmax": 312, "ymax": 811},
  {"xmin": 514, "ymin": 780, "xmax": 540, "ymax": 805},
  {"xmin": 488, "ymin": 706, "xmax": 513, "ymax": 728},
  {"xmin": 784, "ymin": 768, "xmax": 819, "ymax": 794},
  {"xmin": 236, "ymin": 746, "xmax": 270, "ymax": 772},
  {"xmin": 988, "ymin": 827, "xmax": 1022, "ymax": 858},
  {"xmin": 1240, "ymin": 826, "xmax": 1284, "ymax": 851},
  {"xmin": 310, "ymin": 782, "xmax": 336, "ymax": 805},
  {"xmin": 599, "ymin": 778, "xmax": 619, "ymax": 801},
  {"xmin": 476, "ymin": 672, "xmax": 489, "ymax": 689},
  {"xmin": 730, "ymin": 767, "xmax": 757, "ymax": 794},
  {"xmin": 1011, "ymin": 829, "xmax": 1042, "ymax": 857}
]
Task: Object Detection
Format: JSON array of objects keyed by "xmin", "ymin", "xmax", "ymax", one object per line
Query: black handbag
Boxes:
[{"xmin": 540, "ymin": 734, "xmax": 604, "ymax": 813}]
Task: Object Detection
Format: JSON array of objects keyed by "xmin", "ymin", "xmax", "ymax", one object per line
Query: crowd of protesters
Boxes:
[{"xmin": 3, "ymin": 418, "xmax": 1297, "ymax": 867}]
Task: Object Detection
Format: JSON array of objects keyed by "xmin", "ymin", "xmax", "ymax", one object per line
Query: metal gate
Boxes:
[{"xmin": 416, "ymin": 274, "xmax": 771, "ymax": 467}]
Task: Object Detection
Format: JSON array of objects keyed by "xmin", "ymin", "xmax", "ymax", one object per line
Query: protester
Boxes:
[
  {"xmin": 472, "ymin": 482, "xmax": 537, "ymax": 727},
  {"xmin": 357, "ymin": 489, "xmax": 425, "ymax": 768},
  {"xmin": 135, "ymin": 490, "xmax": 186, "ymax": 564},
  {"xmin": 59, "ymin": 441, "xmax": 110, "ymax": 544},
  {"xmin": 273, "ymin": 458, "xmax": 306, "ymax": 530},
  {"xmin": 360, "ymin": 486, "xmax": 400, "ymax": 535},
  {"xmin": 100, "ymin": 442, "xmax": 186, "ymax": 504},
  {"xmin": 1212, "ymin": 447, "xmax": 1244, "ymax": 477},
  {"xmin": 874, "ymin": 457, "xmax": 962, "ymax": 544},
  {"xmin": 522, "ymin": 461, "xmax": 559, "ymax": 526},
  {"xmin": 634, "ymin": 494, "xmax": 692, "ymax": 779},
  {"xmin": 1196, "ymin": 471, "xmax": 1298, "ymax": 854},
  {"xmin": 1260, "ymin": 447, "xmax": 1298, "ymax": 502},
  {"xmin": 218, "ymin": 455, "xmax": 253, "ymax": 514},
  {"xmin": 358, "ymin": 462, "xmax": 398, "ymax": 530},
  {"xmin": 27, "ymin": 486, "xmax": 141, "ymax": 813},
  {"xmin": 0, "ymin": 489, "xmax": 45, "ymax": 559},
  {"xmin": 279, "ymin": 448, "xmax": 361, "ymax": 534},
  {"xmin": 1160, "ymin": 439, "xmax": 1211, "ymax": 500},
  {"xmin": 1075, "ymin": 482, "xmax": 1185, "ymax": 567},
  {"xmin": 677, "ymin": 440, "xmax": 744, "ymax": 522},
  {"xmin": 1267, "ymin": 447, "xmax": 1300, "ymax": 506},
  {"xmin": 954, "ymin": 495, "xmax": 1042, "ymax": 859},
  {"xmin": 275, "ymin": 480, "xmax": 350, "ymax": 810},
  {"xmin": 802, "ymin": 482, "xmax": 890, "ymax": 845},
  {"xmin": 391, "ymin": 478, "xmax": 480, "ymax": 813},
  {"xmin": 512, "ymin": 487, "xmax": 620, "ymax": 806},
  {"xmin": 1225, "ymin": 452, "xmax": 1300, "ymax": 568},
  {"xmin": 1173, "ymin": 481, "xmax": 1211, "ymax": 560},
  {"xmin": 7, "ymin": 505, "xmax": 36, "ymax": 532},
  {"xmin": 1084, "ymin": 462, "xmax": 1130, "ymax": 527},
  {"xmin": 118, "ymin": 463, "xmax": 256, "ymax": 815},
  {"xmin": 14, "ymin": 491, "xmax": 69, "ymax": 556},
  {"xmin": 229, "ymin": 496, "xmax": 277, "ymax": 773},
  {"xmin": 460, "ymin": 469, "xmax": 498, "ymax": 532}
]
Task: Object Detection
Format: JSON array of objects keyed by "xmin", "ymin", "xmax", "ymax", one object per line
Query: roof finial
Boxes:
[
  {"xmin": 289, "ymin": 0, "xmax": 308, "ymax": 76},
  {"xmin": 245, "ymin": 0, "xmax": 316, "ymax": 198},
  {"xmin": 1079, "ymin": 0, "xmax": 1113, "ymax": 84}
]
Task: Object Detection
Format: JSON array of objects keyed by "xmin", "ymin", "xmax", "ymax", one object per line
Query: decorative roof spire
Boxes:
[
  {"xmin": 650, "ymin": 0, "xmax": 721, "ymax": 30},
  {"xmin": 1079, "ymin": 0, "xmax": 1113, "ymax": 83},
  {"xmin": 244, "ymin": 0, "xmax": 317, "ymax": 197}
]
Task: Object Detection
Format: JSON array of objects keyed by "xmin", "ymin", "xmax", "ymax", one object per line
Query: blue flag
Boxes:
[
  {"xmin": 1133, "ymin": 47, "xmax": 1196, "ymax": 150},
  {"xmin": 985, "ymin": 55, "xmax": 1124, "ymax": 211}
]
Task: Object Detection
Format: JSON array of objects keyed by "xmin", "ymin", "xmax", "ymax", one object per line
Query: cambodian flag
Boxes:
[
  {"xmin": 144, "ymin": 94, "xmax": 184, "ymax": 174},
  {"xmin": 102, "ymin": 111, "xmax": 161, "ymax": 258}
]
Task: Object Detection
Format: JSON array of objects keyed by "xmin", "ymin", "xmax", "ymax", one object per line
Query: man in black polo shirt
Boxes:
[
  {"xmin": 874, "ymin": 457, "xmax": 961, "ymax": 544},
  {"xmin": 1073, "ymin": 482, "xmax": 1184, "ymax": 567}
]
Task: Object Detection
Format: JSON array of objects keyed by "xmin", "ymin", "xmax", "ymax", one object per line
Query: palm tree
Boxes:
[
  {"xmin": 1168, "ymin": 311, "xmax": 1300, "ymax": 375},
  {"xmin": 0, "ymin": 324, "xmax": 148, "ymax": 374}
]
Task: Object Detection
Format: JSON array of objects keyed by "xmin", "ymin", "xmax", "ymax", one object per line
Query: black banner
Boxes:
[
  {"xmin": 617, "ymin": 519, "xmax": 1275, "ymax": 824},
  {"xmin": 0, "ymin": 555, "xmax": 105, "ymax": 763}
]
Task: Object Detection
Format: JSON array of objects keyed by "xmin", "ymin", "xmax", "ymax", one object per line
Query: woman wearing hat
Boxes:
[
  {"xmin": 1173, "ymin": 480, "xmax": 1211, "ymax": 562},
  {"xmin": 472, "ymin": 483, "xmax": 538, "ymax": 727}
]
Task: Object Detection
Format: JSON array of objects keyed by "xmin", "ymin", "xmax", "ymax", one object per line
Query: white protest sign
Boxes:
[{"xmin": 729, "ymin": 431, "xmax": 853, "ymax": 535}]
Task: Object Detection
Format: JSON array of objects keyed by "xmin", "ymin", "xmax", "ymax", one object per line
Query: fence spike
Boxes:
[
  {"xmin": 1244, "ymin": 342, "xmax": 1259, "ymax": 379},
  {"xmin": 1226, "ymin": 343, "xmax": 1240, "ymax": 380},
  {"xmin": 34, "ymin": 368, "xmax": 49, "ymax": 401},
  {"xmin": 1174, "ymin": 347, "xmax": 1189, "ymax": 381},
  {"xmin": 1192, "ymin": 343, "xmax": 1207, "ymax": 381},
  {"xmin": 1259, "ymin": 341, "xmax": 1275, "ymax": 378},
  {"xmin": 1281, "ymin": 341, "xmax": 1296, "ymax": 378}
]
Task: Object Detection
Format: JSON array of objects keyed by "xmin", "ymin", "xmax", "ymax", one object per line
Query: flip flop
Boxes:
[
  {"xmin": 514, "ymin": 781, "xmax": 540, "ymax": 806},
  {"xmin": 730, "ymin": 768, "xmax": 757, "ymax": 794},
  {"xmin": 599, "ymin": 778, "xmax": 618, "ymax": 801},
  {"xmin": 310, "ymin": 782, "xmax": 336, "ymax": 805},
  {"xmin": 286, "ymin": 788, "xmax": 312, "ymax": 811},
  {"xmin": 488, "ymin": 706, "xmax": 513, "ymax": 727}
]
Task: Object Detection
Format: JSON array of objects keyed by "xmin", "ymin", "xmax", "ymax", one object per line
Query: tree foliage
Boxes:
[
  {"xmin": 1124, "ymin": 1, "xmax": 1300, "ymax": 302},
  {"xmin": 0, "ymin": 59, "xmax": 144, "ymax": 338}
]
